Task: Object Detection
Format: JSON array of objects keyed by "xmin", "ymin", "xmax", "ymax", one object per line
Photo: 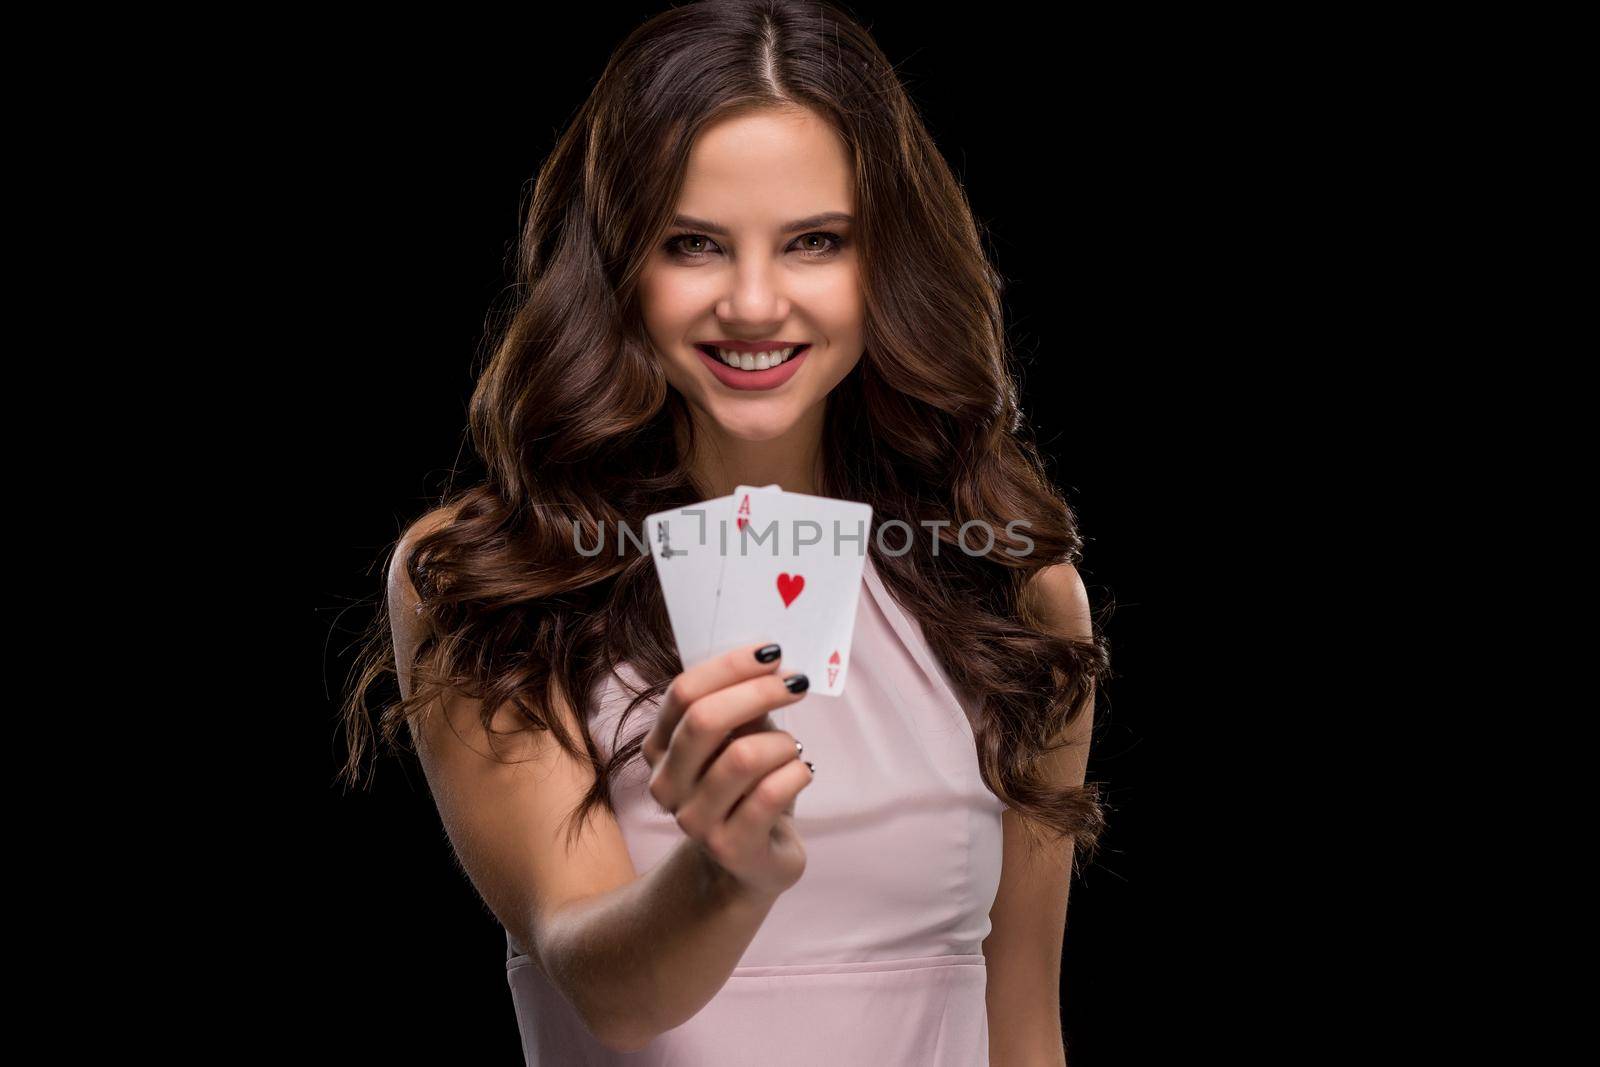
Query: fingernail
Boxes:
[
  {"xmin": 784, "ymin": 673, "xmax": 809, "ymax": 694},
  {"xmin": 796, "ymin": 739, "xmax": 804, "ymax": 757},
  {"xmin": 756, "ymin": 644, "xmax": 781, "ymax": 663},
  {"xmin": 804, "ymin": 761, "xmax": 816, "ymax": 774}
]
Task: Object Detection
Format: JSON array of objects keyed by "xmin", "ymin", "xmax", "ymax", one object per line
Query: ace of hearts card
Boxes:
[{"xmin": 705, "ymin": 485, "xmax": 873, "ymax": 697}]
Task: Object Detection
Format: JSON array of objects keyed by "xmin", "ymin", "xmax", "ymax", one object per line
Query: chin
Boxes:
[{"xmin": 702, "ymin": 399, "xmax": 806, "ymax": 442}]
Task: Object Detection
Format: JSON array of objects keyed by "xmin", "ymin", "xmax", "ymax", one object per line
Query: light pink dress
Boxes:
[{"xmin": 504, "ymin": 552, "xmax": 1008, "ymax": 1064}]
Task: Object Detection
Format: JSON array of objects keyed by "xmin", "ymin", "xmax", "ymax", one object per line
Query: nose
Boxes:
[{"xmin": 715, "ymin": 258, "xmax": 791, "ymax": 329}]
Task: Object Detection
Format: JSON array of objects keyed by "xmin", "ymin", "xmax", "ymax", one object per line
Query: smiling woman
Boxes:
[
  {"xmin": 641, "ymin": 107, "xmax": 864, "ymax": 444},
  {"xmin": 338, "ymin": 2, "xmax": 1109, "ymax": 1064}
]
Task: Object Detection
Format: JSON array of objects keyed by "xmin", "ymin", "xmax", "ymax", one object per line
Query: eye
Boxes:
[
  {"xmin": 662, "ymin": 231, "xmax": 849, "ymax": 261},
  {"xmin": 794, "ymin": 231, "xmax": 846, "ymax": 258},
  {"xmin": 664, "ymin": 233, "xmax": 719, "ymax": 258}
]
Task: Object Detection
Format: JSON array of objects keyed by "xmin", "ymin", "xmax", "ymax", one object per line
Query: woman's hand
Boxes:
[{"xmin": 642, "ymin": 641, "xmax": 815, "ymax": 903}]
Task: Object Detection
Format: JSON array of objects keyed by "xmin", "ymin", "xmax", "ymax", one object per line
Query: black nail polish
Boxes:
[
  {"xmin": 784, "ymin": 673, "xmax": 809, "ymax": 694},
  {"xmin": 796, "ymin": 739, "xmax": 804, "ymax": 757},
  {"xmin": 804, "ymin": 761, "xmax": 816, "ymax": 774},
  {"xmin": 756, "ymin": 644, "xmax": 781, "ymax": 663}
]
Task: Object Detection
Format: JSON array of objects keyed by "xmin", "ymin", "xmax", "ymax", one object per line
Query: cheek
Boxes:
[
  {"xmin": 640, "ymin": 273, "xmax": 714, "ymax": 349},
  {"xmin": 636, "ymin": 277, "xmax": 676, "ymax": 364},
  {"xmin": 814, "ymin": 271, "xmax": 865, "ymax": 341},
  {"xmin": 638, "ymin": 272, "xmax": 671, "ymax": 334}
]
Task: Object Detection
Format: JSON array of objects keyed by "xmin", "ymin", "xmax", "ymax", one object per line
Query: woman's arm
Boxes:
[
  {"xmin": 983, "ymin": 562, "xmax": 1095, "ymax": 1067},
  {"xmin": 390, "ymin": 511, "xmax": 782, "ymax": 1053}
]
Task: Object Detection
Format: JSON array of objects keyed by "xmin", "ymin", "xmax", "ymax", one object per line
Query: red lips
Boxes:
[{"xmin": 695, "ymin": 345, "xmax": 810, "ymax": 392}]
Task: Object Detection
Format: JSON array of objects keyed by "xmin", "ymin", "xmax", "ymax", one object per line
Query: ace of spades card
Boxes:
[
  {"xmin": 645, "ymin": 485, "xmax": 780, "ymax": 671},
  {"xmin": 644, "ymin": 494, "xmax": 734, "ymax": 671}
]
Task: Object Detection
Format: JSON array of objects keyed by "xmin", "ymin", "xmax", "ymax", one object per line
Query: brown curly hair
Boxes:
[{"xmin": 337, "ymin": 0, "xmax": 1111, "ymax": 868}]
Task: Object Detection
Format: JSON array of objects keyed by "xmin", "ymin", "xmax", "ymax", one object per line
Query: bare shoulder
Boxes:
[
  {"xmin": 1015, "ymin": 563, "xmax": 1098, "ymax": 792},
  {"xmin": 387, "ymin": 504, "xmax": 460, "ymax": 612},
  {"xmin": 1021, "ymin": 561, "xmax": 1093, "ymax": 640},
  {"xmin": 387, "ymin": 503, "xmax": 463, "ymax": 699},
  {"xmin": 385, "ymin": 501, "xmax": 566, "ymax": 745}
]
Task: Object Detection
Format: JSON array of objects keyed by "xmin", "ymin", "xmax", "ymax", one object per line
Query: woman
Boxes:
[{"xmin": 340, "ymin": 1, "xmax": 1109, "ymax": 1063}]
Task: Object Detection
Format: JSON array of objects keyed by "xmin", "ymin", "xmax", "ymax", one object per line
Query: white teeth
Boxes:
[{"xmin": 713, "ymin": 345, "xmax": 798, "ymax": 369}]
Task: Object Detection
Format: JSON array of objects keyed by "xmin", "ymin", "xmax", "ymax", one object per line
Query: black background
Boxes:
[{"xmin": 256, "ymin": 5, "xmax": 1323, "ymax": 1062}]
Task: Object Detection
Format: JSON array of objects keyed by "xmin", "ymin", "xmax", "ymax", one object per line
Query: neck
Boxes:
[{"xmin": 682, "ymin": 401, "xmax": 828, "ymax": 499}]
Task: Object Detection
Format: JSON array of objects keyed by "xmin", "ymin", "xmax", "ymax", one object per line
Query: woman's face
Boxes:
[{"xmin": 639, "ymin": 106, "xmax": 864, "ymax": 443}]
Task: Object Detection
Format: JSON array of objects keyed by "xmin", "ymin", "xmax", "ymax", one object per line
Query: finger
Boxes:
[
  {"xmin": 644, "ymin": 641, "xmax": 782, "ymax": 762},
  {"xmin": 722, "ymin": 759, "xmax": 815, "ymax": 840},
  {"xmin": 674, "ymin": 730, "xmax": 802, "ymax": 837},
  {"xmin": 651, "ymin": 671, "xmax": 807, "ymax": 813},
  {"xmin": 753, "ymin": 753, "xmax": 814, "ymax": 818},
  {"xmin": 706, "ymin": 711, "xmax": 778, "ymax": 767}
]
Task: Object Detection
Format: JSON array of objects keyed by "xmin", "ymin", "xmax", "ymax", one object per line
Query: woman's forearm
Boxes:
[{"xmin": 535, "ymin": 837, "xmax": 778, "ymax": 1051}]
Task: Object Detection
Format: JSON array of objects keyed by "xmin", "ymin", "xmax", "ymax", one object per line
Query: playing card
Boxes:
[
  {"xmin": 703, "ymin": 483, "xmax": 781, "ymax": 658},
  {"xmin": 645, "ymin": 485, "xmax": 780, "ymax": 670},
  {"xmin": 645, "ymin": 495, "xmax": 732, "ymax": 669},
  {"xmin": 706, "ymin": 485, "xmax": 873, "ymax": 697}
]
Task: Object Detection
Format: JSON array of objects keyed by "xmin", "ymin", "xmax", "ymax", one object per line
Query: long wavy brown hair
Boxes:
[{"xmin": 338, "ymin": 0, "xmax": 1112, "ymax": 868}]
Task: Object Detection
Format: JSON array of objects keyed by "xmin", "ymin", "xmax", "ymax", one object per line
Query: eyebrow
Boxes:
[{"xmin": 670, "ymin": 211, "xmax": 854, "ymax": 235}]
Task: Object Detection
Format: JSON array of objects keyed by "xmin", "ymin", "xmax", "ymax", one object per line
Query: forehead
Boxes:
[{"xmin": 676, "ymin": 107, "xmax": 853, "ymax": 227}]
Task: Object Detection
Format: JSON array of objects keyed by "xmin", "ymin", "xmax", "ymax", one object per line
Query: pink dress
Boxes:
[{"xmin": 504, "ymin": 552, "xmax": 1009, "ymax": 1064}]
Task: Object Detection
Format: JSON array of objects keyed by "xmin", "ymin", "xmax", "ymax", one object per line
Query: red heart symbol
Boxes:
[{"xmin": 777, "ymin": 573, "xmax": 805, "ymax": 607}]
